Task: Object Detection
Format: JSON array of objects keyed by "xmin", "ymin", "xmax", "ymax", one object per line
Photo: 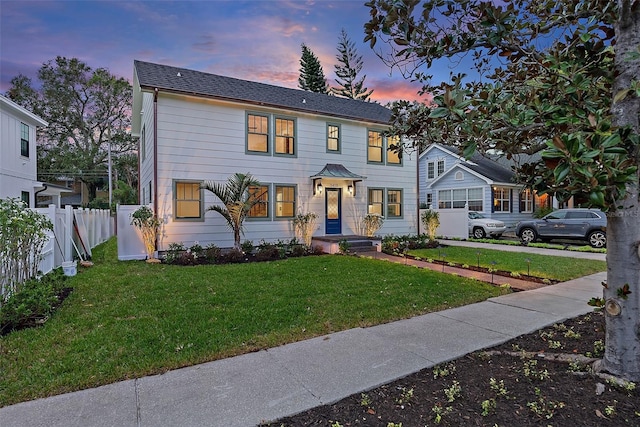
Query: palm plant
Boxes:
[{"xmin": 202, "ymin": 173, "xmax": 262, "ymax": 250}]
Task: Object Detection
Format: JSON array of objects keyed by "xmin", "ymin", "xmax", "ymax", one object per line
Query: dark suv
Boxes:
[{"xmin": 515, "ymin": 208, "xmax": 607, "ymax": 248}]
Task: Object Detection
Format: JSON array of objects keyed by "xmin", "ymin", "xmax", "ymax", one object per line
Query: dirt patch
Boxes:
[{"xmin": 265, "ymin": 311, "xmax": 639, "ymax": 426}]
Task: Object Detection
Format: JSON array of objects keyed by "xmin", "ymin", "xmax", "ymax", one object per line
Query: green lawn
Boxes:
[
  {"xmin": 408, "ymin": 246, "xmax": 607, "ymax": 281},
  {"xmin": 0, "ymin": 238, "xmax": 509, "ymax": 407}
]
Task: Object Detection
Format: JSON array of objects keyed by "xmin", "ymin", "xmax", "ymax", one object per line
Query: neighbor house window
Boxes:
[
  {"xmin": 427, "ymin": 162, "xmax": 435, "ymax": 180},
  {"xmin": 248, "ymin": 185, "xmax": 269, "ymax": 218},
  {"xmin": 367, "ymin": 130, "xmax": 383, "ymax": 163},
  {"xmin": 275, "ymin": 117, "xmax": 295, "ymax": 155},
  {"xmin": 174, "ymin": 181, "xmax": 203, "ymax": 220},
  {"xmin": 275, "ymin": 185, "xmax": 295, "ymax": 218},
  {"xmin": 437, "ymin": 159, "xmax": 445, "ymax": 176},
  {"xmin": 493, "ymin": 187, "xmax": 511, "ymax": 212},
  {"xmin": 452, "ymin": 189, "xmax": 467, "ymax": 208},
  {"xmin": 520, "ymin": 188, "xmax": 533, "ymax": 213},
  {"xmin": 425, "ymin": 193, "xmax": 433, "ymax": 209},
  {"xmin": 387, "ymin": 135, "xmax": 402, "ymax": 165},
  {"xmin": 438, "ymin": 190, "xmax": 452, "ymax": 208},
  {"xmin": 387, "ymin": 189, "xmax": 403, "ymax": 218},
  {"xmin": 247, "ymin": 113, "xmax": 269, "ymax": 153},
  {"xmin": 327, "ymin": 124, "xmax": 340, "ymax": 152},
  {"xmin": 467, "ymin": 188, "xmax": 483, "ymax": 211},
  {"xmin": 20, "ymin": 122, "xmax": 29, "ymax": 157},
  {"xmin": 368, "ymin": 188, "xmax": 384, "ymax": 215},
  {"xmin": 21, "ymin": 191, "xmax": 30, "ymax": 207}
]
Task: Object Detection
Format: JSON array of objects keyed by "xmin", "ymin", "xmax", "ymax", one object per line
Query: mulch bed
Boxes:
[{"xmin": 266, "ymin": 311, "xmax": 639, "ymax": 426}]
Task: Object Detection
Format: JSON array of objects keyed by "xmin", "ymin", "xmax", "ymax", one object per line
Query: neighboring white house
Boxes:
[
  {"xmin": 131, "ymin": 60, "xmax": 418, "ymax": 250},
  {"xmin": 419, "ymin": 143, "xmax": 551, "ymax": 230},
  {"xmin": 0, "ymin": 95, "xmax": 48, "ymax": 207}
]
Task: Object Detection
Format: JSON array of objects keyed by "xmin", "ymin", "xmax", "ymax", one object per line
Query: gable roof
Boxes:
[
  {"xmin": 0, "ymin": 94, "xmax": 48, "ymax": 127},
  {"xmin": 133, "ymin": 60, "xmax": 391, "ymax": 125},
  {"xmin": 421, "ymin": 143, "xmax": 516, "ymax": 184}
]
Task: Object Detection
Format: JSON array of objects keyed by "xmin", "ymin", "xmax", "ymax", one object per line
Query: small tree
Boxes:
[
  {"xmin": 292, "ymin": 212, "xmax": 318, "ymax": 247},
  {"xmin": 362, "ymin": 213, "xmax": 384, "ymax": 237},
  {"xmin": 130, "ymin": 205, "xmax": 162, "ymax": 262},
  {"xmin": 0, "ymin": 198, "xmax": 52, "ymax": 301},
  {"xmin": 202, "ymin": 173, "xmax": 262, "ymax": 250},
  {"xmin": 421, "ymin": 209, "xmax": 440, "ymax": 242}
]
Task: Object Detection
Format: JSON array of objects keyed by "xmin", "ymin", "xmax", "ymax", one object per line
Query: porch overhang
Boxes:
[{"xmin": 310, "ymin": 164, "xmax": 366, "ymax": 196}]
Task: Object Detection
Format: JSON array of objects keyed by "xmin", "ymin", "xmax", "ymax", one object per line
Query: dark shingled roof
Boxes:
[{"xmin": 134, "ymin": 60, "xmax": 391, "ymax": 124}]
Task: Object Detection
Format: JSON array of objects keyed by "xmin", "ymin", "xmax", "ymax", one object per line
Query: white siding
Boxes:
[{"xmin": 148, "ymin": 93, "xmax": 417, "ymax": 249}]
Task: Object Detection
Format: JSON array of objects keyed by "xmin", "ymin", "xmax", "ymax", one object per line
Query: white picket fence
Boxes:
[{"xmin": 33, "ymin": 205, "xmax": 114, "ymax": 275}]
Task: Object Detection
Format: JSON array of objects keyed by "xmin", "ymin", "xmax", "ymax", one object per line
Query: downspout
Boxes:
[
  {"xmin": 35, "ymin": 183, "xmax": 48, "ymax": 208},
  {"xmin": 153, "ymin": 88, "xmax": 159, "ymax": 250},
  {"xmin": 416, "ymin": 150, "xmax": 420, "ymax": 234}
]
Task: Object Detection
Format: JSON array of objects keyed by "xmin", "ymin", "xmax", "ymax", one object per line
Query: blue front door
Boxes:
[{"xmin": 325, "ymin": 188, "xmax": 342, "ymax": 234}]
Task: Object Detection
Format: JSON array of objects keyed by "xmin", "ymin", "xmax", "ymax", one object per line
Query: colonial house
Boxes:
[
  {"xmin": 419, "ymin": 143, "xmax": 551, "ymax": 230},
  {"xmin": 131, "ymin": 61, "xmax": 417, "ymax": 250},
  {"xmin": 0, "ymin": 95, "xmax": 48, "ymax": 207}
]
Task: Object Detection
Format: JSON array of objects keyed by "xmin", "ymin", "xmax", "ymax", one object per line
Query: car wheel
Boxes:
[
  {"xmin": 473, "ymin": 227, "xmax": 486, "ymax": 239},
  {"xmin": 520, "ymin": 227, "xmax": 537, "ymax": 244},
  {"xmin": 588, "ymin": 230, "xmax": 606, "ymax": 248}
]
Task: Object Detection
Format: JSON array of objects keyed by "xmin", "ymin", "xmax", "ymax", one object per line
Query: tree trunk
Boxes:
[{"xmin": 602, "ymin": 0, "xmax": 640, "ymax": 381}]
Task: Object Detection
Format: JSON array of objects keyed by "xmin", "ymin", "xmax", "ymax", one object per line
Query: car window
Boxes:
[
  {"xmin": 567, "ymin": 212, "xmax": 588, "ymax": 219},
  {"xmin": 545, "ymin": 210, "xmax": 567, "ymax": 220}
]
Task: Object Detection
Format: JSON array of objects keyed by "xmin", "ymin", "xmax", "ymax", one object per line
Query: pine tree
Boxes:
[
  {"xmin": 298, "ymin": 43, "xmax": 329, "ymax": 94},
  {"xmin": 333, "ymin": 29, "xmax": 373, "ymax": 101}
]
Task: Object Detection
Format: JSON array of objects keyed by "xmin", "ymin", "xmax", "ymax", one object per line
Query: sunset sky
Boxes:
[{"xmin": 0, "ymin": 0, "xmax": 469, "ymax": 105}]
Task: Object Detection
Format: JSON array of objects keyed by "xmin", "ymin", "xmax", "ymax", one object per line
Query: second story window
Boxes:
[
  {"xmin": 247, "ymin": 113, "xmax": 269, "ymax": 153},
  {"xmin": 327, "ymin": 124, "xmax": 340, "ymax": 152},
  {"xmin": 275, "ymin": 117, "xmax": 295, "ymax": 155},
  {"xmin": 387, "ymin": 135, "xmax": 402, "ymax": 165},
  {"xmin": 368, "ymin": 130, "xmax": 383, "ymax": 163},
  {"xmin": 20, "ymin": 122, "xmax": 29, "ymax": 158}
]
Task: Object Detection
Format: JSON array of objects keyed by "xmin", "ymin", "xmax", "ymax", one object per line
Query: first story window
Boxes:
[
  {"xmin": 21, "ymin": 191, "xmax": 30, "ymax": 207},
  {"xmin": 437, "ymin": 187, "xmax": 483, "ymax": 210},
  {"xmin": 248, "ymin": 185, "xmax": 269, "ymax": 218},
  {"xmin": 425, "ymin": 193, "xmax": 433, "ymax": 209},
  {"xmin": 20, "ymin": 122, "xmax": 29, "ymax": 157},
  {"xmin": 141, "ymin": 125, "xmax": 146, "ymax": 161},
  {"xmin": 275, "ymin": 185, "xmax": 295, "ymax": 218},
  {"xmin": 174, "ymin": 181, "xmax": 203, "ymax": 220},
  {"xmin": 467, "ymin": 188, "xmax": 483, "ymax": 211},
  {"xmin": 327, "ymin": 124, "xmax": 340, "ymax": 152},
  {"xmin": 520, "ymin": 188, "xmax": 533, "ymax": 213},
  {"xmin": 275, "ymin": 117, "xmax": 295, "ymax": 155},
  {"xmin": 387, "ymin": 189, "xmax": 403, "ymax": 218},
  {"xmin": 368, "ymin": 188, "xmax": 384, "ymax": 215},
  {"xmin": 493, "ymin": 187, "xmax": 511, "ymax": 212},
  {"xmin": 247, "ymin": 113, "xmax": 269, "ymax": 153}
]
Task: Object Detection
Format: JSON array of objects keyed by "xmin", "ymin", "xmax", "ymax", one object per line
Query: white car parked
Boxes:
[{"xmin": 468, "ymin": 211, "xmax": 506, "ymax": 239}]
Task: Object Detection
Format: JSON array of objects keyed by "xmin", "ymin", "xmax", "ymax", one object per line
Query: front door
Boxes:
[{"xmin": 325, "ymin": 188, "xmax": 342, "ymax": 235}]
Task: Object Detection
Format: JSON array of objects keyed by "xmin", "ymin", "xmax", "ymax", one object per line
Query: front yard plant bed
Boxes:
[{"xmin": 267, "ymin": 311, "xmax": 640, "ymax": 426}]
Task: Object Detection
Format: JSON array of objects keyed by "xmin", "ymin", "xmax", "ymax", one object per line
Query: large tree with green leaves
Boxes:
[
  {"xmin": 6, "ymin": 56, "xmax": 136, "ymax": 203},
  {"xmin": 365, "ymin": 0, "xmax": 639, "ymax": 381},
  {"xmin": 333, "ymin": 29, "xmax": 374, "ymax": 100},
  {"xmin": 298, "ymin": 43, "xmax": 329, "ymax": 94}
]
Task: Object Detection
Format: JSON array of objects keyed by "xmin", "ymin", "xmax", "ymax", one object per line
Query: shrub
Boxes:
[
  {"xmin": 421, "ymin": 209, "xmax": 440, "ymax": 241},
  {"xmin": 130, "ymin": 206, "xmax": 163, "ymax": 260},
  {"xmin": 241, "ymin": 240, "xmax": 254, "ymax": 254},
  {"xmin": 164, "ymin": 243, "xmax": 185, "ymax": 264},
  {"xmin": 204, "ymin": 244, "xmax": 221, "ymax": 262},
  {"xmin": 362, "ymin": 213, "xmax": 384, "ymax": 237},
  {"xmin": 224, "ymin": 248, "xmax": 245, "ymax": 263},
  {"xmin": 292, "ymin": 212, "xmax": 318, "ymax": 247},
  {"xmin": 1, "ymin": 269, "xmax": 67, "ymax": 334}
]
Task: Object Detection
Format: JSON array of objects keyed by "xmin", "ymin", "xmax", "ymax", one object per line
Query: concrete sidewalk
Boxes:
[{"xmin": 1, "ymin": 270, "xmax": 606, "ymax": 427}]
